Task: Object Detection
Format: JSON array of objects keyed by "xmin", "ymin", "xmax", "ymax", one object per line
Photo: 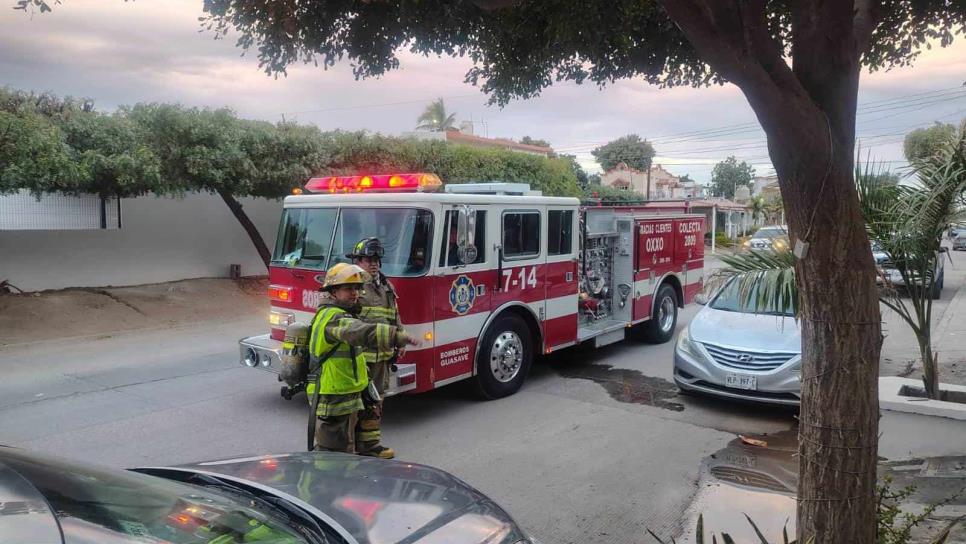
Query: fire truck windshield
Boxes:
[{"xmin": 272, "ymin": 207, "xmax": 434, "ymax": 277}]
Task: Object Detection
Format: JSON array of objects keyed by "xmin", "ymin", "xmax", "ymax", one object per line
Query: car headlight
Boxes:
[
  {"xmin": 742, "ymin": 240, "xmax": 751, "ymax": 248},
  {"xmin": 773, "ymin": 239, "xmax": 788, "ymax": 249},
  {"xmin": 676, "ymin": 327, "xmax": 702, "ymax": 359}
]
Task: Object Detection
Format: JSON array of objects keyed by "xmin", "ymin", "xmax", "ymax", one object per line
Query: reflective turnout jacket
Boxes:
[
  {"xmin": 357, "ymin": 275, "xmax": 402, "ymax": 364},
  {"xmin": 306, "ymin": 297, "xmax": 404, "ymax": 398}
]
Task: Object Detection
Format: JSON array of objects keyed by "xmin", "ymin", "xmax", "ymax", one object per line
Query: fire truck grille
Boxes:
[{"xmin": 701, "ymin": 343, "xmax": 797, "ymax": 372}]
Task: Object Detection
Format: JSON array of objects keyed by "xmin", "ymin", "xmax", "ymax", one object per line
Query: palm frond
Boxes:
[{"xmin": 709, "ymin": 249, "xmax": 798, "ymax": 317}]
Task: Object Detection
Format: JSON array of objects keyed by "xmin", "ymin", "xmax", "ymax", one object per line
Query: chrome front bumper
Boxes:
[
  {"xmin": 673, "ymin": 345, "xmax": 801, "ymax": 406},
  {"xmin": 238, "ymin": 334, "xmax": 418, "ymax": 396}
]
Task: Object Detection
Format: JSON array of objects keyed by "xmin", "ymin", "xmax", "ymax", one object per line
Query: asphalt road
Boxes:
[
  {"xmin": 2, "ymin": 249, "xmax": 962, "ymax": 543},
  {"xmin": 0, "ymin": 305, "xmax": 798, "ymax": 544}
]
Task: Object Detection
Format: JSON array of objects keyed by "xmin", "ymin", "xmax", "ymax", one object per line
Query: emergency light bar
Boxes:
[{"xmin": 305, "ymin": 173, "xmax": 443, "ymax": 194}]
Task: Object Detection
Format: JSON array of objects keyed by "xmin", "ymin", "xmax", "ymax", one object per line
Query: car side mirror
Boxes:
[{"xmin": 694, "ymin": 292, "xmax": 708, "ymax": 305}]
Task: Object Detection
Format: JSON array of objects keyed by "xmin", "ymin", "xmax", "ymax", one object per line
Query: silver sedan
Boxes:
[{"xmin": 673, "ymin": 280, "xmax": 801, "ymax": 405}]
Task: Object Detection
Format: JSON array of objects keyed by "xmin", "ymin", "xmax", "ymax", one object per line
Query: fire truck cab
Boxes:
[{"xmin": 240, "ymin": 173, "xmax": 704, "ymax": 399}]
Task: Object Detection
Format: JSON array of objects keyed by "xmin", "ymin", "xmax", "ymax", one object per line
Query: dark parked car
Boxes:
[{"xmin": 0, "ymin": 446, "xmax": 533, "ymax": 544}]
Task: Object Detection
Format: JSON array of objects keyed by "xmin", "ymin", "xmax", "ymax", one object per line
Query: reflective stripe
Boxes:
[
  {"xmin": 316, "ymin": 396, "xmax": 364, "ymax": 417},
  {"xmin": 357, "ymin": 430, "xmax": 380, "ymax": 442}
]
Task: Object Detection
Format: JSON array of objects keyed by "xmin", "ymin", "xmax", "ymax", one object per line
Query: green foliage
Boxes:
[
  {"xmin": 415, "ymin": 98, "xmax": 457, "ymax": 132},
  {"xmin": 582, "ymin": 183, "xmax": 646, "ymax": 203},
  {"xmin": 714, "ymin": 231, "xmax": 734, "ymax": 248},
  {"xmin": 520, "ymin": 136, "xmax": 551, "ymax": 148},
  {"xmin": 591, "ymin": 134, "xmax": 655, "ymax": 172},
  {"xmin": 320, "ymin": 131, "xmax": 581, "ymax": 197},
  {"xmin": 904, "ymin": 123, "xmax": 959, "ymax": 162},
  {"xmin": 195, "ymin": 2, "xmax": 964, "ymax": 106},
  {"xmin": 647, "ymin": 513, "xmax": 808, "ymax": 544},
  {"xmin": 0, "ymin": 87, "xmax": 160, "ymax": 198},
  {"xmin": 877, "ymin": 476, "xmax": 960, "ymax": 544},
  {"xmin": 711, "ymin": 156, "xmax": 755, "ymax": 199}
]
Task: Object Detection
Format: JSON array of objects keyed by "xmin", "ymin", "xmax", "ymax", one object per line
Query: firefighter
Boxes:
[
  {"xmin": 347, "ymin": 237, "xmax": 404, "ymax": 459},
  {"xmin": 308, "ymin": 262, "xmax": 416, "ymax": 454}
]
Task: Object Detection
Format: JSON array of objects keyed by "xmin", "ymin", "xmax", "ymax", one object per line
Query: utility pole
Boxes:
[{"xmin": 645, "ymin": 165, "xmax": 652, "ymax": 200}]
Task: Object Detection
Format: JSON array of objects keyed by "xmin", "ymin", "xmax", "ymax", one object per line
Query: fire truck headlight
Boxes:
[
  {"xmin": 243, "ymin": 348, "xmax": 258, "ymax": 367},
  {"xmin": 269, "ymin": 310, "xmax": 295, "ymax": 328},
  {"xmin": 259, "ymin": 351, "xmax": 273, "ymax": 367}
]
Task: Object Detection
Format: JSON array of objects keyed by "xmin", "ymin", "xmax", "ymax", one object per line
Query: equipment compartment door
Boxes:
[
  {"xmin": 674, "ymin": 218, "xmax": 705, "ymax": 304},
  {"xmin": 634, "ymin": 219, "xmax": 675, "ymax": 321}
]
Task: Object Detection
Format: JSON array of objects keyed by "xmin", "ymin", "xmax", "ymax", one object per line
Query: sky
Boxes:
[{"xmin": 2, "ymin": 1, "xmax": 965, "ymax": 184}]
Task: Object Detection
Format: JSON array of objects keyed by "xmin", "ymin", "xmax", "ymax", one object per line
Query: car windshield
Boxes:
[
  {"xmin": 272, "ymin": 207, "xmax": 433, "ymax": 277},
  {"xmin": 754, "ymin": 228, "xmax": 786, "ymax": 239},
  {"xmin": 709, "ymin": 279, "xmax": 795, "ymax": 317},
  {"xmin": 1, "ymin": 449, "xmax": 309, "ymax": 544}
]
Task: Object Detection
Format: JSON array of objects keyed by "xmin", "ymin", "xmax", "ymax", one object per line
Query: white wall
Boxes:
[{"xmin": 0, "ymin": 192, "xmax": 282, "ymax": 291}]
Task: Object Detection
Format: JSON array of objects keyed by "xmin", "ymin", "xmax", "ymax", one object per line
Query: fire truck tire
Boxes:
[
  {"xmin": 473, "ymin": 314, "xmax": 533, "ymax": 399},
  {"xmin": 639, "ymin": 284, "xmax": 678, "ymax": 344}
]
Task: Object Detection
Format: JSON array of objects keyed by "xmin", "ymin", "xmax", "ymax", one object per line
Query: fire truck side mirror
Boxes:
[{"xmin": 456, "ymin": 205, "xmax": 477, "ymax": 265}]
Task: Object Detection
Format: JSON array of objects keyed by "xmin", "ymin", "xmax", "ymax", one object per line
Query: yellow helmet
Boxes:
[{"xmin": 322, "ymin": 263, "xmax": 369, "ymax": 291}]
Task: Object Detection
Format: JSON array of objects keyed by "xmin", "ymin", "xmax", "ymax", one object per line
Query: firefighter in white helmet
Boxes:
[
  {"xmin": 307, "ymin": 263, "xmax": 417, "ymax": 454},
  {"xmin": 347, "ymin": 237, "xmax": 404, "ymax": 459}
]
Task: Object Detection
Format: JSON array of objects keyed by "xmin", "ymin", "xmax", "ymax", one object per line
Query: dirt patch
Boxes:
[{"xmin": 0, "ymin": 277, "xmax": 268, "ymax": 346}]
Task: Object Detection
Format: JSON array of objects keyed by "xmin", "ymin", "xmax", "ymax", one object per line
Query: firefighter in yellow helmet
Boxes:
[
  {"xmin": 347, "ymin": 238, "xmax": 403, "ymax": 459},
  {"xmin": 307, "ymin": 263, "xmax": 417, "ymax": 454}
]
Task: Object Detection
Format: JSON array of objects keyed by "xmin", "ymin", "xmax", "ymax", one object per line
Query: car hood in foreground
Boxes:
[
  {"xmin": 690, "ymin": 306, "xmax": 801, "ymax": 353},
  {"xmin": 161, "ymin": 452, "xmax": 527, "ymax": 544}
]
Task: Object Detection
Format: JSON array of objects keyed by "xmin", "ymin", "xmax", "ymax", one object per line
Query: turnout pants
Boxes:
[
  {"xmin": 314, "ymin": 392, "xmax": 364, "ymax": 453},
  {"xmin": 356, "ymin": 361, "xmax": 390, "ymax": 453}
]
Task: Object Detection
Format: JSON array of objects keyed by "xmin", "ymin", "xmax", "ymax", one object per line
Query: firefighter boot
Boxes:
[{"xmin": 359, "ymin": 445, "xmax": 395, "ymax": 459}]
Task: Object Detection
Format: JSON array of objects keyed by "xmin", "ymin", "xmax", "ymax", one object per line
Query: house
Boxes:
[
  {"xmin": 752, "ymin": 175, "xmax": 781, "ymax": 201},
  {"xmin": 407, "ymin": 121, "xmax": 554, "ymax": 157},
  {"xmin": 600, "ymin": 162, "xmax": 703, "ymax": 199}
]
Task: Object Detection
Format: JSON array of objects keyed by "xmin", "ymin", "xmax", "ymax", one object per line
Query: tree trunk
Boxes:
[
  {"xmin": 655, "ymin": 2, "xmax": 883, "ymax": 541},
  {"xmin": 216, "ymin": 188, "xmax": 271, "ymax": 270}
]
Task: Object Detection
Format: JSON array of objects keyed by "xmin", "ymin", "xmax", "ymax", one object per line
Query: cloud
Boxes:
[{"xmin": 2, "ymin": 1, "xmax": 965, "ymax": 183}]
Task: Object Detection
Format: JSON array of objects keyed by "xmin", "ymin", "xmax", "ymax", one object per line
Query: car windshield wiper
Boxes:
[{"xmin": 185, "ymin": 473, "xmax": 329, "ymax": 544}]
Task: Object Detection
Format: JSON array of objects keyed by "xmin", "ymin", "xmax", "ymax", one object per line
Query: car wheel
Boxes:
[
  {"xmin": 638, "ymin": 284, "xmax": 678, "ymax": 344},
  {"xmin": 473, "ymin": 314, "xmax": 533, "ymax": 399}
]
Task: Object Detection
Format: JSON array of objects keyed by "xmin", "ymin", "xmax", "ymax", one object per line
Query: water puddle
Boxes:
[
  {"xmin": 674, "ymin": 428, "xmax": 966, "ymax": 543},
  {"xmin": 677, "ymin": 429, "xmax": 799, "ymax": 542},
  {"xmin": 553, "ymin": 360, "xmax": 685, "ymax": 411}
]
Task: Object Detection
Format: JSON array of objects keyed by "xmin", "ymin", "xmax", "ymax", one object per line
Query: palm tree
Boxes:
[
  {"xmin": 711, "ymin": 130, "xmax": 966, "ymax": 400},
  {"xmin": 749, "ymin": 195, "xmax": 767, "ymax": 226},
  {"xmin": 416, "ymin": 98, "xmax": 457, "ymax": 132}
]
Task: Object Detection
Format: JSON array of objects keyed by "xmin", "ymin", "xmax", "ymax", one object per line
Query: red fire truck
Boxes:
[{"xmin": 239, "ymin": 173, "xmax": 705, "ymax": 399}]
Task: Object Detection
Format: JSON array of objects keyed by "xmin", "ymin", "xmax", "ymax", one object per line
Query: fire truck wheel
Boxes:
[
  {"xmin": 639, "ymin": 284, "xmax": 678, "ymax": 344},
  {"xmin": 474, "ymin": 314, "xmax": 533, "ymax": 399}
]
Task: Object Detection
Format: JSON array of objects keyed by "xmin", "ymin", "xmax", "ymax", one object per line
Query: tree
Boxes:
[
  {"xmin": 558, "ymin": 153, "xmax": 590, "ymax": 187},
  {"xmin": 520, "ymin": 136, "xmax": 551, "ymax": 148},
  {"xmin": 710, "ymin": 156, "xmax": 755, "ymax": 199},
  {"xmin": 904, "ymin": 122, "xmax": 959, "ymax": 162},
  {"xmin": 591, "ymin": 134, "xmax": 655, "ymax": 172},
  {"xmin": 749, "ymin": 195, "xmax": 767, "ymax": 226},
  {"xmin": 32, "ymin": 0, "xmax": 966, "ymax": 540},
  {"xmin": 415, "ymin": 98, "xmax": 457, "ymax": 132},
  {"xmin": 679, "ymin": 174, "xmax": 696, "ymax": 184},
  {"xmin": 715, "ymin": 131, "xmax": 966, "ymax": 404},
  {"xmin": 583, "ymin": 184, "xmax": 646, "ymax": 204}
]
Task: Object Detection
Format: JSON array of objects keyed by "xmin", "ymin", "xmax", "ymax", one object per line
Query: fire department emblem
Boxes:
[{"xmin": 449, "ymin": 275, "xmax": 476, "ymax": 315}]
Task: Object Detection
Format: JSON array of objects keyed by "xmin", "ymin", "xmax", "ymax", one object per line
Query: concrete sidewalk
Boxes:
[{"xmin": 929, "ymin": 270, "xmax": 966, "ymax": 386}]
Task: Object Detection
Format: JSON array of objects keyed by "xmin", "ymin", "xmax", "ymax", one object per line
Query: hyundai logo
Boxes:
[{"xmin": 737, "ymin": 354, "xmax": 754, "ymax": 363}]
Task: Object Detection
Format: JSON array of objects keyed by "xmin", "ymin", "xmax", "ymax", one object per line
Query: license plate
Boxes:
[{"xmin": 726, "ymin": 373, "xmax": 757, "ymax": 390}]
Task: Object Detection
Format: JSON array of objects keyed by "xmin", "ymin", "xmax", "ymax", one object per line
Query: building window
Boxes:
[
  {"xmin": 502, "ymin": 211, "xmax": 540, "ymax": 259},
  {"xmin": 0, "ymin": 190, "xmax": 120, "ymax": 230},
  {"xmin": 548, "ymin": 210, "xmax": 574, "ymax": 256}
]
